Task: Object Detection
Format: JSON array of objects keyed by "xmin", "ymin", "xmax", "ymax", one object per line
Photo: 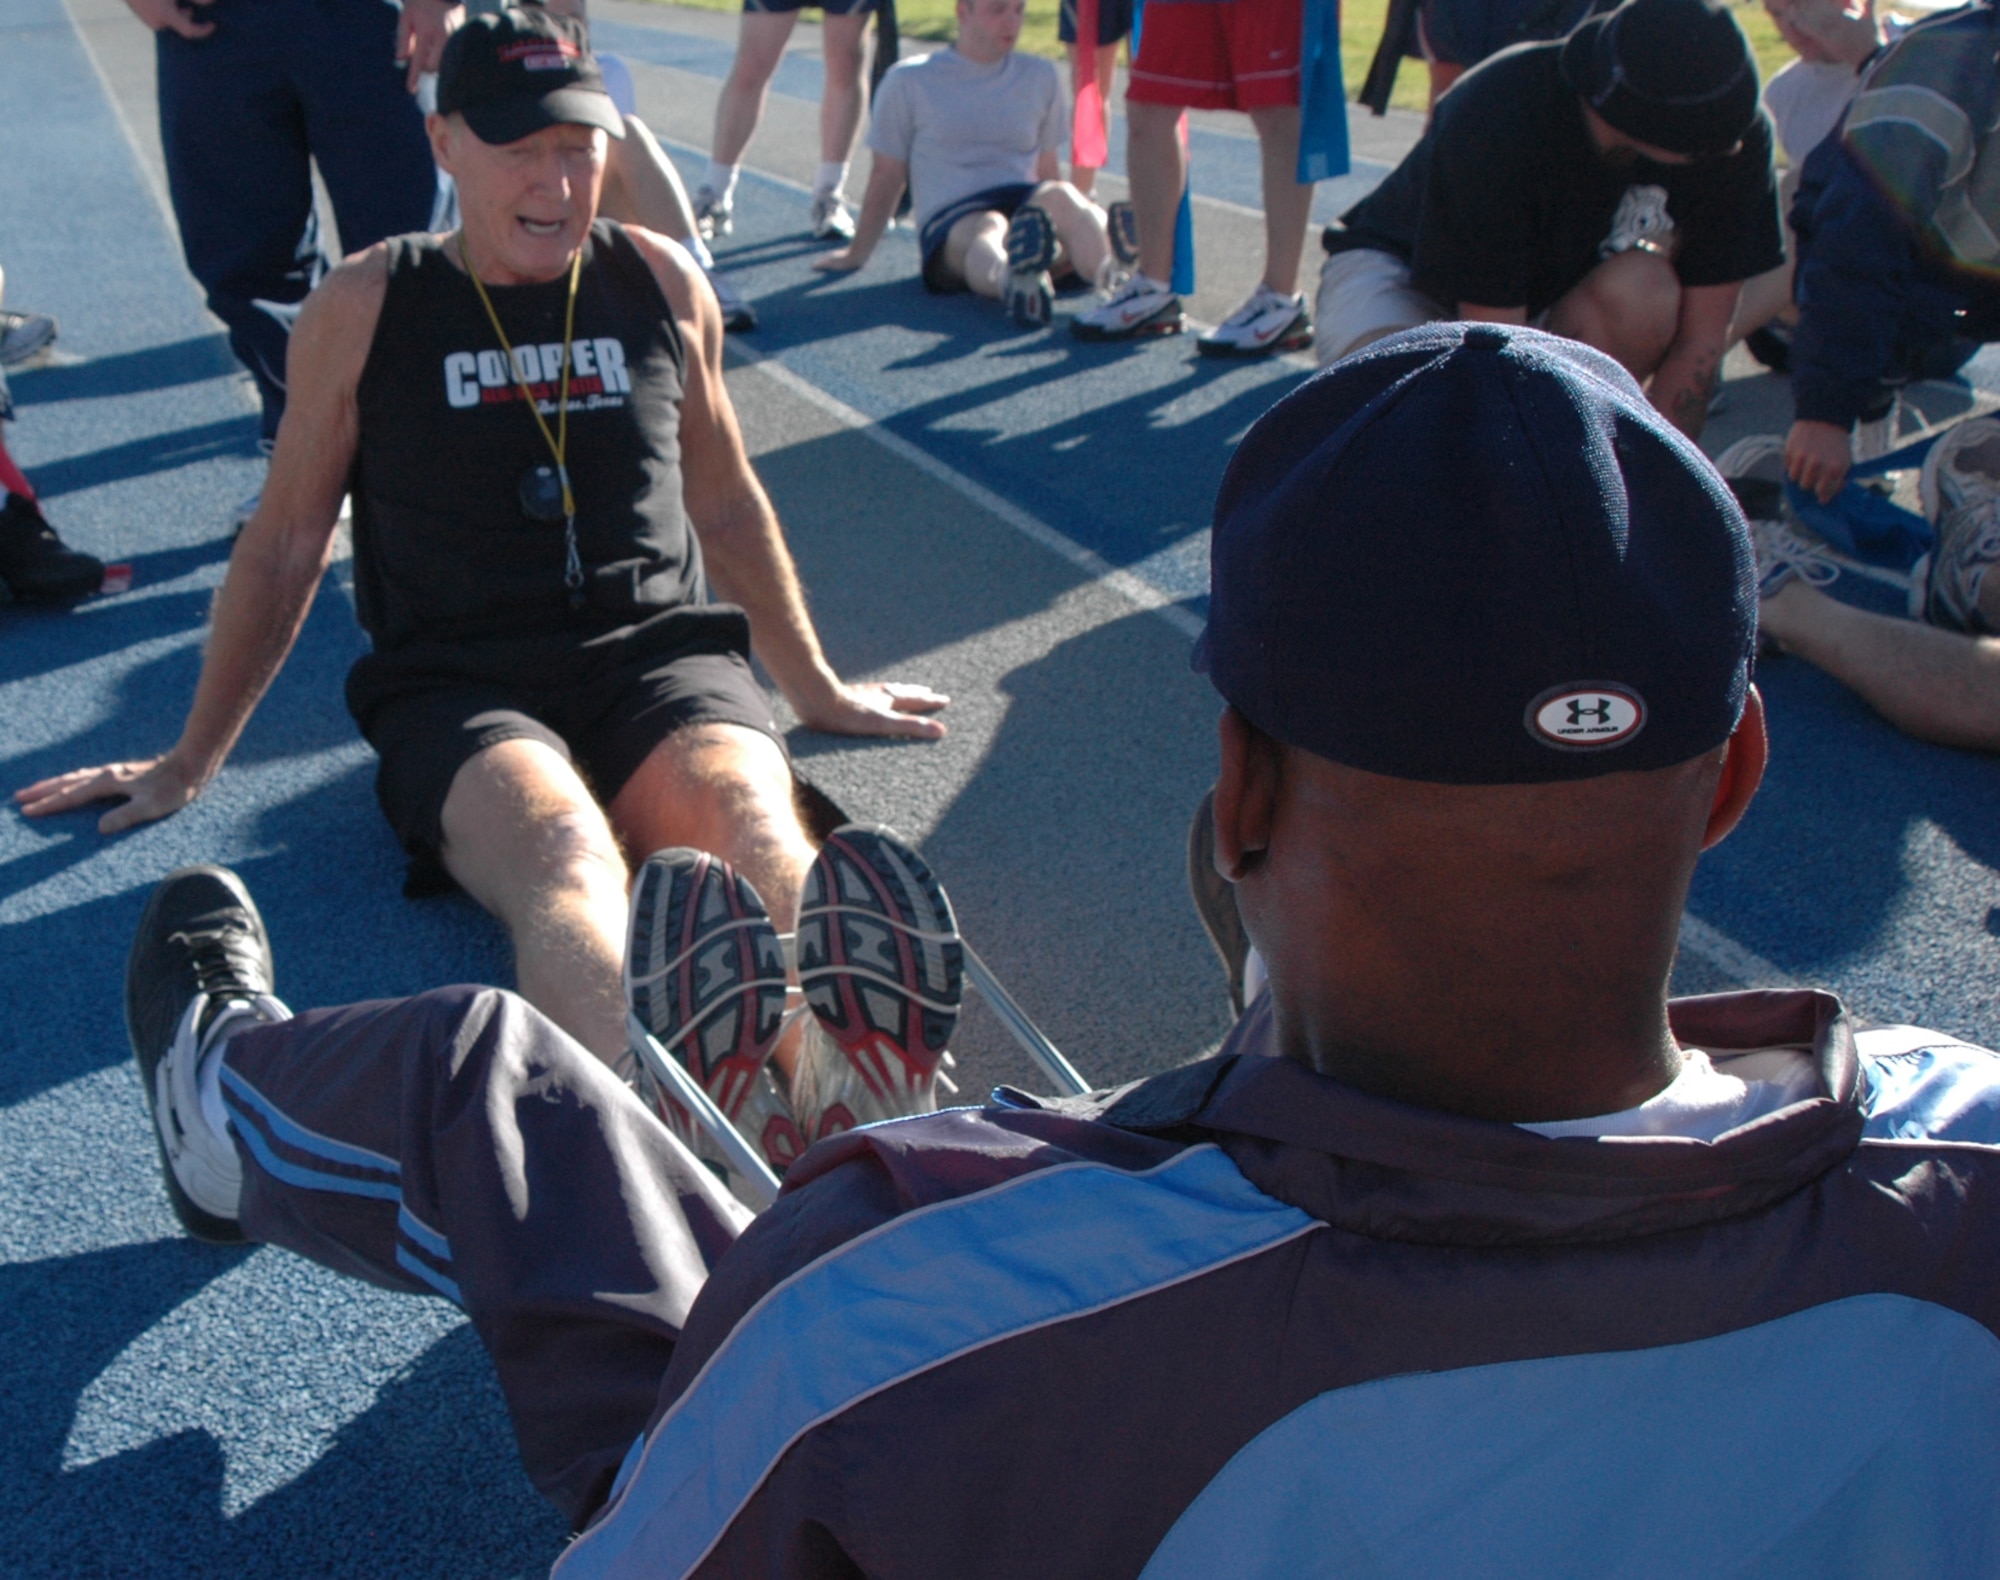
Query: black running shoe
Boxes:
[
  {"xmin": 126, "ymin": 866, "xmax": 284, "ymax": 1243},
  {"xmin": 793, "ymin": 824, "xmax": 962, "ymax": 1140},
  {"xmin": 0, "ymin": 491, "xmax": 102, "ymax": 605}
]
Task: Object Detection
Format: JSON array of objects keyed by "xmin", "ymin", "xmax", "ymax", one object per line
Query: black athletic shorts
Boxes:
[
  {"xmin": 1059, "ymin": 0, "xmax": 1134, "ymax": 46},
  {"xmin": 345, "ymin": 609, "xmax": 782, "ymax": 895}
]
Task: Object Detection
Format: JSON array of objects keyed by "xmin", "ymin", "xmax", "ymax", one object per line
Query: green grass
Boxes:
[{"xmin": 636, "ymin": 0, "xmax": 1798, "ymax": 118}]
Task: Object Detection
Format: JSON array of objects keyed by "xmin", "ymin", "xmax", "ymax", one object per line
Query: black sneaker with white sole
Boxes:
[
  {"xmin": 1003, "ymin": 206, "xmax": 1058, "ymax": 328},
  {"xmin": 126, "ymin": 866, "xmax": 289, "ymax": 1243}
]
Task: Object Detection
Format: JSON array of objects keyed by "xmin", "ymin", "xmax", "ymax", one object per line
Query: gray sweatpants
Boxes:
[{"xmin": 219, "ymin": 986, "xmax": 752, "ymax": 1527}]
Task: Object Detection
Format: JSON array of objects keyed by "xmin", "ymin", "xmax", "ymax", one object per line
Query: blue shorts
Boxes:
[
  {"xmin": 746, "ymin": 0, "xmax": 876, "ymax": 13},
  {"xmin": 1059, "ymin": 0, "xmax": 1135, "ymax": 45},
  {"xmin": 919, "ymin": 183, "xmax": 1037, "ymax": 293}
]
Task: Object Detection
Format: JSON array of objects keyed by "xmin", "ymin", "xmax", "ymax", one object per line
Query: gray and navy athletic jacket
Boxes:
[
  {"xmin": 555, "ymin": 989, "xmax": 2000, "ymax": 1578},
  {"xmin": 1791, "ymin": 1, "xmax": 2000, "ymax": 427}
]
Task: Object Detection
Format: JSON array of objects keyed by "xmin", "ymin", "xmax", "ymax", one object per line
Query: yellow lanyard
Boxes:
[{"xmin": 461, "ymin": 233, "xmax": 586, "ymax": 589}]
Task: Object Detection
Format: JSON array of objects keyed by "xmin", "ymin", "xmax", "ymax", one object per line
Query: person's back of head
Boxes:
[
  {"xmin": 1198, "ymin": 323, "xmax": 1764, "ymax": 1121},
  {"xmin": 1559, "ymin": 0, "xmax": 1762, "ymax": 159}
]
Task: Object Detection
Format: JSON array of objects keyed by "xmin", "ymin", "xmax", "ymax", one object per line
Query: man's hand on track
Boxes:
[
  {"xmin": 14, "ymin": 758, "xmax": 200, "ymax": 835},
  {"xmin": 796, "ymin": 682, "xmax": 950, "ymax": 739}
]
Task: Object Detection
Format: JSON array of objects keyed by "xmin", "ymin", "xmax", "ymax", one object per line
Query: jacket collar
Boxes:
[{"xmin": 1082, "ymin": 989, "xmax": 1863, "ymax": 1247}]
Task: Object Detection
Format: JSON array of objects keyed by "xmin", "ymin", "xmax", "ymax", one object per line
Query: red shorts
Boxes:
[{"xmin": 1127, "ymin": 0, "xmax": 1302, "ymax": 111}]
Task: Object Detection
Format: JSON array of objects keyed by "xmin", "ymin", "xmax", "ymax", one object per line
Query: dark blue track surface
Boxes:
[{"xmin": 2, "ymin": 1, "xmax": 1998, "ymax": 1574}]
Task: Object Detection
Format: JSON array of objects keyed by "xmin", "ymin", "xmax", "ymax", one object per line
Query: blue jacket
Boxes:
[
  {"xmin": 556, "ymin": 989, "xmax": 2000, "ymax": 1579},
  {"xmin": 1791, "ymin": 2, "xmax": 2000, "ymax": 427}
]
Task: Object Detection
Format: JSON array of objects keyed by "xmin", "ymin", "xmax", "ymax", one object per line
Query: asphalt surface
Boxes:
[{"xmin": 1, "ymin": 1, "xmax": 1997, "ymax": 1573}]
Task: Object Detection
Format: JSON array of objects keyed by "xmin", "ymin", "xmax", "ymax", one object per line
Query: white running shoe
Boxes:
[
  {"xmin": 1196, "ymin": 283, "xmax": 1313, "ymax": 360},
  {"xmin": 0, "ymin": 308, "xmax": 57, "ymax": 369},
  {"xmin": 1071, "ymin": 272, "xmax": 1184, "ymax": 342},
  {"xmin": 810, "ymin": 191, "xmax": 856, "ymax": 242},
  {"xmin": 791, "ymin": 825, "xmax": 963, "ymax": 1142},
  {"xmin": 692, "ymin": 183, "xmax": 733, "ymax": 240},
  {"xmin": 1715, "ymin": 434, "xmax": 1840, "ymax": 602},
  {"xmin": 1914, "ymin": 416, "xmax": 2000, "ymax": 633}
]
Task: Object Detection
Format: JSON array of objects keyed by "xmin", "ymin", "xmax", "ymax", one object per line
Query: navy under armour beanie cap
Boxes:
[
  {"xmin": 1194, "ymin": 323, "xmax": 1755, "ymax": 785},
  {"xmin": 1559, "ymin": 0, "xmax": 1758, "ymax": 159}
]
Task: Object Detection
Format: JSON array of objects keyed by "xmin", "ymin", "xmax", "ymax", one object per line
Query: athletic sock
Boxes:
[
  {"xmin": 703, "ymin": 160, "xmax": 740, "ymax": 204},
  {"xmin": 813, "ymin": 159, "xmax": 849, "ymax": 199},
  {"xmin": 686, "ymin": 232, "xmax": 716, "ymax": 271}
]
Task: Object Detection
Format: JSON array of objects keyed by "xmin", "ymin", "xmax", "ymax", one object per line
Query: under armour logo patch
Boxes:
[{"xmin": 1525, "ymin": 684, "xmax": 1647, "ymax": 751}]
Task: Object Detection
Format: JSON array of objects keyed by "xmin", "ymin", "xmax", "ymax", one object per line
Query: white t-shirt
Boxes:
[
  {"xmin": 1519, "ymin": 1047, "xmax": 1820, "ymax": 1141},
  {"xmin": 1763, "ymin": 58, "xmax": 1863, "ymax": 166},
  {"xmin": 866, "ymin": 48, "xmax": 1067, "ymax": 235}
]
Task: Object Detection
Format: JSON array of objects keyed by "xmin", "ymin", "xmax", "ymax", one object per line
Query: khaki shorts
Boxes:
[{"xmin": 1313, "ymin": 247, "xmax": 1446, "ymax": 367}]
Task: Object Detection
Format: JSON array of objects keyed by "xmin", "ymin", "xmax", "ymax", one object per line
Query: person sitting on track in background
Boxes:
[
  {"xmin": 1781, "ymin": 0, "xmax": 2000, "ymax": 503},
  {"xmin": 813, "ymin": 0, "xmax": 1138, "ymax": 330},
  {"xmin": 1722, "ymin": 417, "xmax": 2000, "ymax": 752},
  {"xmin": 1316, "ymin": 0, "xmax": 1783, "ymax": 440},
  {"xmin": 16, "ymin": 7, "xmax": 952, "ymax": 1171},
  {"xmin": 116, "ymin": 322, "xmax": 2000, "ymax": 1576}
]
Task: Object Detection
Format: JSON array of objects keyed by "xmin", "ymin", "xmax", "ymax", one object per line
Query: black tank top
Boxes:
[{"xmin": 351, "ymin": 221, "xmax": 715, "ymax": 655}]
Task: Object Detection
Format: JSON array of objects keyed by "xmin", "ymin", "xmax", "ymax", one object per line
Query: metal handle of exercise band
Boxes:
[
  {"xmin": 625, "ymin": 944, "xmax": 1091, "ymax": 1214},
  {"xmin": 627, "ymin": 1011, "xmax": 783, "ymax": 1211},
  {"xmin": 962, "ymin": 943, "xmax": 1091, "ymax": 1098}
]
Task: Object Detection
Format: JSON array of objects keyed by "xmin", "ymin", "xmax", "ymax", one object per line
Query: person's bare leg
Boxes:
[
  {"xmin": 1726, "ymin": 259, "xmax": 1793, "ymax": 350},
  {"xmin": 1248, "ymin": 104, "xmax": 1311, "ymax": 297},
  {"xmin": 943, "ymin": 209, "xmax": 1010, "ymax": 299},
  {"xmin": 438, "ymin": 740, "xmax": 635, "ymax": 1066},
  {"xmin": 819, "ymin": 11, "xmax": 870, "ymax": 166},
  {"xmin": 712, "ymin": 11, "xmax": 798, "ymax": 167},
  {"xmin": 1029, "ymin": 180, "xmax": 1111, "ymax": 287},
  {"xmin": 1126, "ymin": 99, "xmax": 1187, "ymax": 284},
  {"xmin": 608, "ymin": 723, "xmax": 819, "ymax": 1077},
  {"xmin": 1426, "ymin": 59, "xmax": 1464, "ymax": 107},
  {"xmin": 600, "ymin": 115, "xmax": 701, "ymax": 243},
  {"xmin": 1761, "ymin": 580, "xmax": 2000, "ymax": 751},
  {"xmin": 1545, "ymin": 250, "xmax": 1681, "ymax": 379}
]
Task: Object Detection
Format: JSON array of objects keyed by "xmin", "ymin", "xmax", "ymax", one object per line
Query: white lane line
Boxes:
[
  {"xmin": 732, "ymin": 344, "xmax": 1205, "ymax": 639},
  {"xmin": 1677, "ymin": 912, "xmax": 1797, "ymax": 990},
  {"xmin": 62, "ymin": 0, "xmax": 179, "ymax": 240}
]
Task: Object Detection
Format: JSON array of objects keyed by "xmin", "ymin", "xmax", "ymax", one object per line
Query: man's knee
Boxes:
[
  {"xmin": 610, "ymin": 723, "xmax": 803, "ymax": 857},
  {"xmin": 1556, "ymin": 251, "xmax": 1680, "ymax": 369},
  {"xmin": 439, "ymin": 744, "xmax": 629, "ymax": 908}
]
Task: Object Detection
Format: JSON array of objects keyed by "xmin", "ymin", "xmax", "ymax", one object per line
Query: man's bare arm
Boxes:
[
  {"xmin": 813, "ymin": 154, "xmax": 910, "ymax": 274},
  {"xmin": 397, "ymin": 0, "xmax": 464, "ymax": 92},
  {"xmin": 628, "ymin": 228, "xmax": 947, "ymax": 738},
  {"xmin": 1648, "ymin": 281, "xmax": 1738, "ymax": 439},
  {"xmin": 14, "ymin": 254, "xmax": 383, "ymax": 831}
]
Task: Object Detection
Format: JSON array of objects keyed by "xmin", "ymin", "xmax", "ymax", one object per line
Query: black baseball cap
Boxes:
[
  {"xmin": 1559, "ymin": 0, "xmax": 1759, "ymax": 159},
  {"xmin": 1194, "ymin": 323, "xmax": 1756, "ymax": 785},
  {"xmin": 437, "ymin": 8, "xmax": 625, "ymax": 146}
]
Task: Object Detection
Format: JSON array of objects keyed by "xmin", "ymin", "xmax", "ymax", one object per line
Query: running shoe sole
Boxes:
[
  {"xmin": 625, "ymin": 849, "xmax": 791, "ymax": 1136},
  {"xmin": 1004, "ymin": 207, "xmax": 1057, "ymax": 275},
  {"xmin": 1106, "ymin": 201, "xmax": 1139, "ymax": 268},
  {"xmin": 1196, "ymin": 312, "xmax": 1314, "ymax": 359},
  {"xmin": 796, "ymin": 825, "xmax": 962, "ymax": 1119},
  {"xmin": 1071, "ymin": 300, "xmax": 1185, "ymax": 341}
]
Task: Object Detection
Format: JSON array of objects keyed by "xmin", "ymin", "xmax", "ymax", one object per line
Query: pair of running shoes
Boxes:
[
  {"xmin": 1004, "ymin": 201, "xmax": 1313, "ymax": 358},
  {"xmin": 1720, "ymin": 415, "xmax": 2000, "ymax": 637},
  {"xmin": 126, "ymin": 825, "xmax": 964, "ymax": 1240}
]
